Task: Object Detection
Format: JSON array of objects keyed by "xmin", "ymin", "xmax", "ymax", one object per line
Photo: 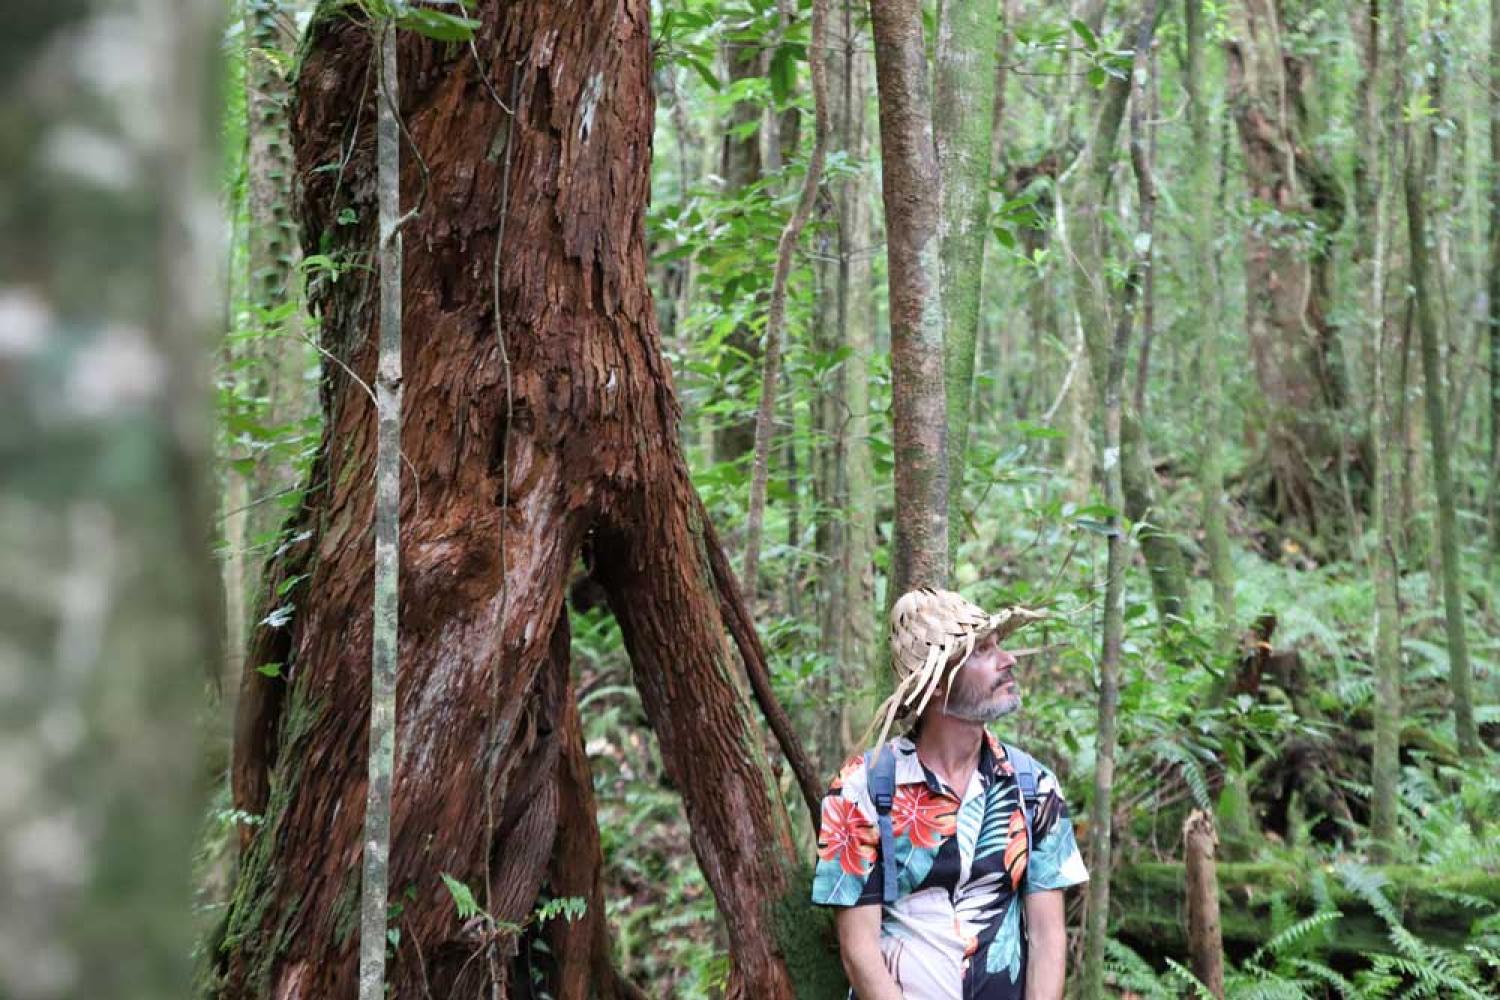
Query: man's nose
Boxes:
[{"xmin": 996, "ymin": 649, "xmax": 1017, "ymax": 669}]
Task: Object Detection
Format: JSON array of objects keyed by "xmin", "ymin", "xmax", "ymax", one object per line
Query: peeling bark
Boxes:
[{"xmin": 213, "ymin": 3, "xmax": 812, "ymax": 995}]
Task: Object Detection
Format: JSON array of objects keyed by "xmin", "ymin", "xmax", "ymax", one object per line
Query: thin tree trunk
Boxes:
[
  {"xmin": 935, "ymin": 0, "xmax": 1000, "ymax": 556},
  {"xmin": 1369, "ymin": 0, "xmax": 1405, "ymax": 863},
  {"xmin": 1489, "ymin": 0, "xmax": 1500, "ymax": 574},
  {"xmin": 869, "ymin": 0, "xmax": 949, "ymax": 592},
  {"xmin": 1083, "ymin": 6, "xmax": 1154, "ymax": 992},
  {"xmin": 216, "ymin": 5, "xmax": 816, "ymax": 994},
  {"xmin": 1185, "ymin": 0, "xmax": 1235, "ymax": 631},
  {"xmin": 715, "ymin": 32, "xmax": 768, "ymax": 464},
  {"xmin": 225, "ymin": 0, "xmax": 310, "ymax": 703},
  {"xmin": 356, "ymin": 20, "xmax": 401, "ymax": 1000},
  {"xmin": 1405, "ymin": 88, "xmax": 1482, "ymax": 760},
  {"xmin": 1183, "ymin": 811, "xmax": 1225, "ymax": 998},
  {"xmin": 1131, "ymin": 38, "xmax": 1159, "ymax": 418},
  {"xmin": 1370, "ymin": 289, "xmax": 1405, "ymax": 859},
  {"xmin": 1061, "ymin": 7, "xmax": 1185, "ymax": 621},
  {"xmin": 744, "ymin": 0, "xmax": 831, "ymax": 600},
  {"xmin": 816, "ymin": 0, "xmax": 882, "ymax": 758}
]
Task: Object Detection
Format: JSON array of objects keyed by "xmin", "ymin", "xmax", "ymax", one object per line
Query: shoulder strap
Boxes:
[
  {"xmin": 865, "ymin": 743, "xmax": 898, "ymax": 904},
  {"xmin": 1002, "ymin": 742, "xmax": 1039, "ymax": 869}
]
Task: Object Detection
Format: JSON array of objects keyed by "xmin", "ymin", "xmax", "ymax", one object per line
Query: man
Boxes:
[{"xmin": 810, "ymin": 587, "xmax": 1089, "ymax": 999}]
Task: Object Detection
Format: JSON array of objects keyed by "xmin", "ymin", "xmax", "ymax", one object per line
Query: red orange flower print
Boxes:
[
  {"xmin": 987, "ymin": 732, "xmax": 1015, "ymax": 776},
  {"xmin": 817, "ymin": 796, "xmax": 879, "ymax": 876},
  {"xmin": 891, "ymin": 784, "xmax": 959, "ymax": 849},
  {"xmin": 1003, "ymin": 808, "xmax": 1028, "ymax": 886}
]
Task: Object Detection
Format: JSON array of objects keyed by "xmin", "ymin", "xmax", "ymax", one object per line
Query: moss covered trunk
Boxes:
[
  {"xmin": 934, "ymin": 0, "xmax": 999, "ymax": 556},
  {"xmin": 213, "ymin": 3, "xmax": 810, "ymax": 995}
]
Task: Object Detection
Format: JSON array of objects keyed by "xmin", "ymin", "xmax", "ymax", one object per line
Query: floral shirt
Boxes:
[{"xmin": 810, "ymin": 732, "xmax": 1088, "ymax": 999}]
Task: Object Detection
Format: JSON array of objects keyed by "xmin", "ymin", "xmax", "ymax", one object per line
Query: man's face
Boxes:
[{"xmin": 940, "ymin": 631, "xmax": 1020, "ymax": 722}]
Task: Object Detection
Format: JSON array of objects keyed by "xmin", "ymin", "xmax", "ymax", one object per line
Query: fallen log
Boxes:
[{"xmin": 1113, "ymin": 860, "xmax": 1500, "ymax": 961}]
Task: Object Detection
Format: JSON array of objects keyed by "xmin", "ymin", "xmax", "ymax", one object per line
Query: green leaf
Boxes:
[
  {"xmin": 1075, "ymin": 517, "xmax": 1119, "ymax": 537},
  {"xmin": 441, "ymin": 873, "xmax": 481, "ymax": 920},
  {"xmin": 1070, "ymin": 18, "xmax": 1098, "ymax": 52},
  {"xmin": 395, "ymin": 7, "xmax": 480, "ymax": 42},
  {"xmin": 685, "ymin": 56, "xmax": 721, "ymax": 92},
  {"xmin": 255, "ymin": 662, "xmax": 284, "ymax": 678},
  {"xmin": 768, "ymin": 44, "xmax": 798, "ymax": 103}
]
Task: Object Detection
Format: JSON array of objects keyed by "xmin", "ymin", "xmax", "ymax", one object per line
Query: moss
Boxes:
[
  {"xmin": 772, "ymin": 862, "xmax": 847, "ymax": 1000},
  {"xmin": 203, "ymin": 686, "xmax": 324, "ymax": 996},
  {"xmin": 330, "ymin": 868, "xmax": 361, "ymax": 949},
  {"xmin": 1114, "ymin": 860, "xmax": 1500, "ymax": 960}
]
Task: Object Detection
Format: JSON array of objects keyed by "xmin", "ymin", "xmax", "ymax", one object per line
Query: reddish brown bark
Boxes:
[{"xmin": 214, "ymin": 3, "xmax": 809, "ymax": 996}]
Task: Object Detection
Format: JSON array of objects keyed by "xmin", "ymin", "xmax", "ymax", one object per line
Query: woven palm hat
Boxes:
[{"xmin": 868, "ymin": 587, "xmax": 1045, "ymax": 748}]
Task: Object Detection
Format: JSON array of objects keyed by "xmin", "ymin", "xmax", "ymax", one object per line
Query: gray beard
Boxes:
[{"xmin": 941, "ymin": 685, "xmax": 1021, "ymax": 723}]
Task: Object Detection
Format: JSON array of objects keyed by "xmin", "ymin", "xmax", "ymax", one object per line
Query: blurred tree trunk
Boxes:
[
  {"xmin": 1489, "ymin": 0, "xmax": 1500, "ymax": 574},
  {"xmin": 813, "ymin": 0, "xmax": 878, "ymax": 766},
  {"xmin": 1185, "ymin": 0, "xmax": 1235, "ymax": 631},
  {"xmin": 1360, "ymin": 0, "xmax": 1404, "ymax": 861},
  {"xmin": 869, "ymin": 0, "xmax": 949, "ymax": 592},
  {"xmin": 1404, "ymin": 56, "xmax": 1481, "ymax": 760},
  {"xmin": 715, "ymin": 30, "xmax": 767, "ymax": 464},
  {"xmin": 0, "ymin": 0, "xmax": 221, "ymax": 996},
  {"xmin": 1083, "ymin": 8, "xmax": 1157, "ymax": 992},
  {"xmin": 935, "ymin": 0, "xmax": 999, "ymax": 558},
  {"xmin": 1226, "ymin": 0, "xmax": 1357, "ymax": 545},
  {"xmin": 1061, "ymin": 8, "xmax": 1187, "ymax": 621},
  {"xmin": 1183, "ymin": 811, "xmax": 1225, "ymax": 999},
  {"xmin": 223, "ymin": 0, "xmax": 311, "ymax": 699},
  {"xmin": 213, "ymin": 4, "xmax": 814, "ymax": 995},
  {"xmin": 743, "ymin": 0, "xmax": 831, "ymax": 603}
]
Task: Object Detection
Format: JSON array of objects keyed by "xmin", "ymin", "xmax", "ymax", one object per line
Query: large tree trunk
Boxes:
[
  {"xmin": 213, "ymin": 5, "xmax": 813, "ymax": 996},
  {"xmin": 1226, "ymin": 0, "xmax": 1357, "ymax": 544},
  {"xmin": 869, "ymin": 0, "xmax": 950, "ymax": 593}
]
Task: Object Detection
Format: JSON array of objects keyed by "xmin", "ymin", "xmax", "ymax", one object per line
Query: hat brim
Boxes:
[{"xmin": 871, "ymin": 604, "xmax": 1048, "ymax": 742}]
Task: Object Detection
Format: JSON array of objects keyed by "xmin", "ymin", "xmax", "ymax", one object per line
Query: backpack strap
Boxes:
[
  {"xmin": 864, "ymin": 743, "xmax": 899, "ymax": 904},
  {"xmin": 1001, "ymin": 742, "xmax": 1039, "ymax": 884}
]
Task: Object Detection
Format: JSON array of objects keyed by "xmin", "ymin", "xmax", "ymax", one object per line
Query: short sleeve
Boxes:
[
  {"xmin": 810, "ymin": 755, "xmax": 886, "ymax": 908},
  {"xmin": 1022, "ymin": 764, "xmax": 1089, "ymax": 895}
]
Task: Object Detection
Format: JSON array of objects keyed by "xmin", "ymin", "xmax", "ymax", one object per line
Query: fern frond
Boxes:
[
  {"xmin": 1163, "ymin": 958, "xmax": 1221, "ymax": 1000},
  {"xmin": 1251, "ymin": 909, "xmax": 1342, "ymax": 966}
]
